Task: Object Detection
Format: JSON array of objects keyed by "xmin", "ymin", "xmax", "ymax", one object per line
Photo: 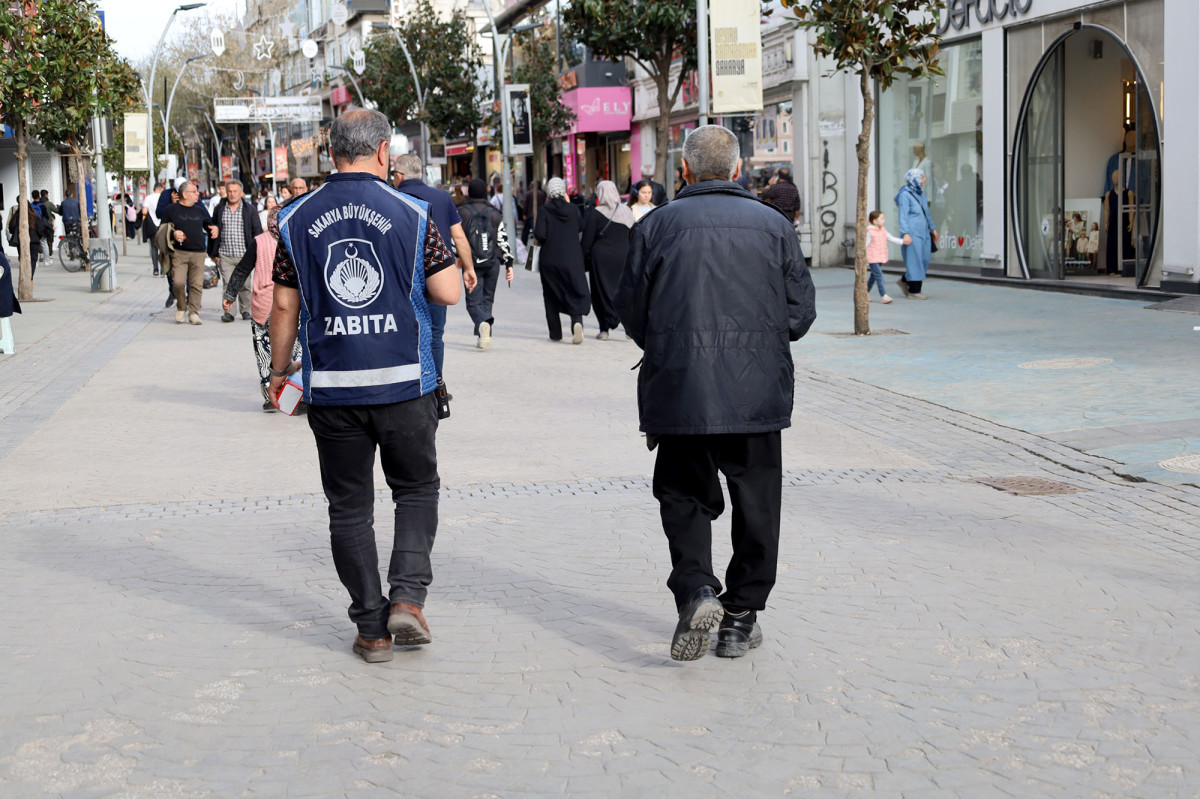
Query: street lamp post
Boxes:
[
  {"xmin": 165, "ymin": 56, "xmax": 208, "ymax": 152},
  {"xmin": 189, "ymin": 105, "xmax": 224, "ymax": 185},
  {"xmin": 327, "ymin": 65, "xmax": 366, "ymax": 107},
  {"xmin": 147, "ymin": 4, "xmax": 207, "ymax": 184},
  {"xmin": 370, "ymin": 22, "xmax": 429, "ymax": 174},
  {"xmin": 475, "ymin": 0, "xmax": 516, "ymax": 249}
]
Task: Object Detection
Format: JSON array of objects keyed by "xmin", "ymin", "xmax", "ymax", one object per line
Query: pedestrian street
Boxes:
[{"xmin": 0, "ymin": 256, "xmax": 1197, "ymax": 796}]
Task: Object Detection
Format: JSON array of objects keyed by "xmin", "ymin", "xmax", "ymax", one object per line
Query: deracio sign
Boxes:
[{"xmin": 937, "ymin": 0, "xmax": 1034, "ymax": 33}]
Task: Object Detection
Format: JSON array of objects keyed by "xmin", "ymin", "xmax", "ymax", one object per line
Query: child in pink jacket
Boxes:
[{"xmin": 865, "ymin": 210, "xmax": 903, "ymax": 304}]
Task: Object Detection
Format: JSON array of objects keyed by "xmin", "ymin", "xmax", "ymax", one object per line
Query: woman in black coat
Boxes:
[
  {"xmin": 533, "ymin": 177, "xmax": 590, "ymax": 344},
  {"xmin": 581, "ymin": 180, "xmax": 633, "ymax": 340}
]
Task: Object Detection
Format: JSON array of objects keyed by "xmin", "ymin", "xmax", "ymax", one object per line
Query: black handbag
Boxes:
[{"xmin": 930, "ymin": 232, "xmax": 938, "ymax": 253}]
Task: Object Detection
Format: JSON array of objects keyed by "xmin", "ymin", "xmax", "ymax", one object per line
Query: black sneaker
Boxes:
[
  {"xmin": 670, "ymin": 586, "xmax": 724, "ymax": 661},
  {"xmin": 715, "ymin": 611, "xmax": 763, "ymax": 658},
  {"xmin": 241, "ymin": 311, "xmax": 251, "ymax": 321},
  {"xmin": 897, "ymin": 278, "xmax": 911, "ymax": 298},
  {"xmin": 221, "ymin": 312, "xmax": 234, "ymax": 323}
]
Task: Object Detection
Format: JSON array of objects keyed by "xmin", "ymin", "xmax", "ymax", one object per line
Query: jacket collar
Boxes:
[{"xmin": 674, "ymin": 179, "xmax": 757, "ymax": 201}]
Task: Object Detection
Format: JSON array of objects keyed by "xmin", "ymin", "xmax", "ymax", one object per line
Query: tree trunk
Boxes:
[
  {"xmin": 14, "ymin": 122, "xmax": 33, "ymax": 302},
  {"xmin": 652, "ymin": 71, "xmax": 672, "ymax": 189},
  {"xmin": 853, "ymin": 68, "xmax": 876, "ymax": 336},
  {"xmin": 74, "ymin": 152, "xmax": 91, "ymax": 261},
  {"xmin": 532, "ymin": 134, "xmax": 546, "ymax": 186}
]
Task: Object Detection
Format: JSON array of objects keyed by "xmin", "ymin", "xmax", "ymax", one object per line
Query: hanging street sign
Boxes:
[
  {"xmin": 213, "ymin": 96, "xmax": 323, "ymax": 123},
  {"xmin": 352, "ymin": 49, "xmax": 366, "ymax": 75},
  {"xmin": 211, "ymin": 27, "xmax": 226, "ymax": 57},
  {"xmin": 330, "ymin": 2, "xmax": 349, "ymax": 26},
  {"xmin": 301, "ymin": 39, "xmax": 319, "ymax": 59}
]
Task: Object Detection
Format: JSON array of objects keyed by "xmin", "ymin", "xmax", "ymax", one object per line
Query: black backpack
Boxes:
[{"xmin": 463, "ymin": 203, "xmax": 498, "ymax": 267}]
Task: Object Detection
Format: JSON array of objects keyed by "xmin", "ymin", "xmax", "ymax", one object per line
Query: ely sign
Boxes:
[{"xmin": 937, "ymin": 0, "xmax": 1033, "ymax": 33}]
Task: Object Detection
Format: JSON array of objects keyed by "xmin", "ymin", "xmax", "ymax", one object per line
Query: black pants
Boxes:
[
  {"xmin": 465, "ymin": 263, "xmax": 500, "ymax": 335},
  {"xmin": 652, "ymin": 432, "xmax": 782, "ymax": 613},
  {"xmin": 545, "ymin": 306, "xmax": 583, "ymax": 341},
  {"xmin": 29, "ymin": 245, "xmax": 38, "ymax": 280},
  {"xmin": 906, "ymin": 279, "xmax": 923, "ymax": 293},
  {"xmin": 308, "ymin": 394, "xmax": 441, "ymax": 639}
]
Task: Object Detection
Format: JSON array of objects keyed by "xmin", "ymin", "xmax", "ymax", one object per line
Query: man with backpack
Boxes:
[{"xmin": 459, "ymin": 179, "xmax": 514, "ymax": 350}]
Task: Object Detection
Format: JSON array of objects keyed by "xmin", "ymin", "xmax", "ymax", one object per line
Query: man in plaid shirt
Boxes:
[{"xmin": 209, "ymin": 180, "xmax": 263, "ymax": 322}]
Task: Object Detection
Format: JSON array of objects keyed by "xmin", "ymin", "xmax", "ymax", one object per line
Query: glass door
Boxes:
[
  {"xmin": 1133, "ymin": 79, "xmax": 1160, "ymax": 286},
  {"xmin": 1016, "ymin": 45, "xmax": 1064, "ymax": 280}
]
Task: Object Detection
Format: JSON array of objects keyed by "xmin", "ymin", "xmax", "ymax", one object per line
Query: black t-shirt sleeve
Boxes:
[
  {"xmin": 424, "ymin": 220, "xmax": 455, "ymax": 277},
  {"xmin": 271, "ymin": 215, "xmax": 298, "ymax": 288}
]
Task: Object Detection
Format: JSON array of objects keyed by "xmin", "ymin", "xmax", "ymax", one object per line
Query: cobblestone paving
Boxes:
[{"xmin": 2, "ymin": 268, "xmax": 1199, "ymax": 797}]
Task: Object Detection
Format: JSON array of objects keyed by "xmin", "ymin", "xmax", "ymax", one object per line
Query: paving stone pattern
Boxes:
[{"xmin": 2, "ymin": 266, "xmax": 1199, "ymax": 797}]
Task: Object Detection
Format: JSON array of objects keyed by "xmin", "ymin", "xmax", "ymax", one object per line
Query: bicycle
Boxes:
[{"xmin": 59, "ymin": 223, "xmax": 87, "ymax": 272}]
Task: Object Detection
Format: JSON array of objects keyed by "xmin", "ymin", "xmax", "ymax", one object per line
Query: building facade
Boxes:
[{"xmin": 859, "ymin": 0, "xmax": 1197, "ymax": 293}]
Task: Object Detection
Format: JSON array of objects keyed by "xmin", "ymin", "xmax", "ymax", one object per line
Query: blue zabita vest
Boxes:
[{"xmin": 275, "ymin": 172, "xmax": 437, "ymax": 406}]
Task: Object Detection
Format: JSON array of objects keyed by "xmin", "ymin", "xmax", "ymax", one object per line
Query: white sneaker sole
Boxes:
[
  {"xmin": 478, "ymin": 321, "xmax": 491, "ymax": 351},
  {"xmin": 571, "ymin": 322, "xmax": 583, "ymax": 345}
]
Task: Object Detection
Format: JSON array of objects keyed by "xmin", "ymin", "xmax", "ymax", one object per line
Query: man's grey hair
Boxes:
[
  {"xmin": 179, "ymin": 181, "xmax": 195, "ymax": 194},
  {"xmin": 224, "ymin": 179, "xmax": 243, "ymax": 189},
  {"xmin": 682, "ymin": 125, "xmax": 740, "ymax": 182},
  {"xmin": 329, "ymin": 108, "xmax": 392, "ymax": 163},
  {"xmin": 394, "ymin": 153, "xmax": 422, "ymax": 179}
]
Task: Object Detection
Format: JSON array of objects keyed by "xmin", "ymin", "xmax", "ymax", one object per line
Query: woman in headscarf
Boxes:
[
  {"xmin": 533, "ymin": 177, "xmax": 590, "ymax": 344},
  {"xmin": 581, "ymin": 180, "xmax": 634, "ymax": 340},
  {"xmin": 895, "ymin": 168, "xmax": 938, "ymax": 299}
]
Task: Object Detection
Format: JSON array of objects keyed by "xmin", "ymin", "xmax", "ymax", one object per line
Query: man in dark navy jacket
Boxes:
[
  {"xmin": 268, "ymin": 109, "xmax": 462, "ymax": 663},
  {"xmin": 616, "ymin": 125, "xmax": 816, "ymax": 662}
]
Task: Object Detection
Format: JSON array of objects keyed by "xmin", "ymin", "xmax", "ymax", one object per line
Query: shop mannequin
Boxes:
[
  {"xmin": 1103, "ymin": 169, "xmax": 1134, "ymax": 275},
  {"xmin": 911, "ymin": 142, "xmax": 931, "ymax": 179},
  {"xmin": 1104, "ymin": 130, "xmax": 1135, "ymax": 195}
]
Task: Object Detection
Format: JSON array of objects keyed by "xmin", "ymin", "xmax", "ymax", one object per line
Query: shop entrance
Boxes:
[{"xmin": 1013, "ymin": 25, "xmax": 1160, "ymax": 286}]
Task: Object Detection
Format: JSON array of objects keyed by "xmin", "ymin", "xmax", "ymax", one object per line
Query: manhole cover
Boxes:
[
  {"xmin": 1018, "ymin": 358, "xmax": 1113, "ymax": 370},
  {"xmin": 974, "ymin": 476, "xmax": 1086, "ymax": 495},
  {"xmin": 1159, "ymin": 455, "xmax": 1200, "ymax": 474}
]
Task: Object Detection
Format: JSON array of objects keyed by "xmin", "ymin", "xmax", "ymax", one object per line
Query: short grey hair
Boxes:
[
  {"xmin": 329, "ymin": 108, "xmax": 391, "ymax": 164},
  {"xmin": 682, "ymin": 124, "xmax": 740, "ymax": 182},
  {"xmin": 393, "ymin": 153, "xmax": 422, "ymax": 179}
]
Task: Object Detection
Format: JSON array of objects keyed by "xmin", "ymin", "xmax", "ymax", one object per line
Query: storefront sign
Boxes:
[
  {"xmin": 563, "ymin": 135, "xmax": 576, "ymax": 191},
  {"xmin": 274, "ymin": 147, "xmax": 289, "ymax": 181},
  {"xmin": 214, "ymin": 97, "xmax": 322, "ymax": 124},
  {"xmin": 710, "ymin": 0, "xmax": 763, "ymax": 114},
  {"xmin": 330, "ymin": 85, "xmax": 351, "ymax": 107},
  {"xmin": 123, "ymin": 113, "xmax": 148, "ymax": 171},
  {"xmin": 937, "ymin": 0, "xmax": 1033, "ymax": 34},
  {"xmin": 220, "ymin": 155, "xmax": 234, "ymax": 182},
  {"xmin": 561, "ymin": 87, "xmax": 632, "ymax": 134},
  {"xmin": 505, "ymin": 84, "xmax": 534, "ymax": 156}
]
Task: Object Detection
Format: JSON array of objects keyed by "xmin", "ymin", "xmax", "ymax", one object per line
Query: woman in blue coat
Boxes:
[{"xmin": 895, "ymin": 168, "xmax": 938, "ymax": 299}]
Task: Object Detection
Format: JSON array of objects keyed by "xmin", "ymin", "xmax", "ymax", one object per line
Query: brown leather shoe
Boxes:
[
  {"xmin": 352, "ymin": 635, "xmax": 394, "ymax": 663},
  {"xmin": 387, "ymin": 602, "xmax": 432, "ymax": 645}
]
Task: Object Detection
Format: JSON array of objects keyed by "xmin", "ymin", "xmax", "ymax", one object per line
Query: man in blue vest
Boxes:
[{"xmin": 267, "ymin": 108, "xmax": 462, "ymax": 663}]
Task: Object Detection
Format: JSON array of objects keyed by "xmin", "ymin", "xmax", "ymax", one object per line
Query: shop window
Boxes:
[
  {"xmin": 877, "ymin": 40, "xmax": 984, "ymax": 268},
  {"xmin": 746, "ymin": 101, "xmax": 794, "ymax": 195}
]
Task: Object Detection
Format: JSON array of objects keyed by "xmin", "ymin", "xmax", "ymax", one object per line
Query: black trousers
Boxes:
[
  {"xmin": 308, "ymin": 394, "xmax": 441, "ymax": 639},
  {"xmin": 465, "ymin": 263, "xmax": 500, "ymax": 335},
  {"xmin": 545, "ymin": 305, "xmax": 583, "ymax": 341},
  {"xmin": 652, "ymin": 432, "xmax": 782, "ymax": 613}
]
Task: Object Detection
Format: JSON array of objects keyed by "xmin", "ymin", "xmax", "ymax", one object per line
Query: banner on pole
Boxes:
[
  {"xmin": 187, "ymin": 162, "xmax": 200, "ymax": 183},
  {"xmin": 710, "ymin": 0, "xmax": 763, "ymax": 114},
  {"xmin": 214, "ymin": 96, "xmax": 322, "ymax": 123},
  {"xmin": 220, "ymin": 155, "xmax": 234, "ymax": 182},
  {"xmin": 504, "ymin": 84, "xmax": 533, "ymax": 156},
  {"xmin": 123, "ymin": 113, "xmax": 149, "ymax": 171},
  {"xmin": 274, "ymin": 147, "xmax": 289, "ymax": 180}
]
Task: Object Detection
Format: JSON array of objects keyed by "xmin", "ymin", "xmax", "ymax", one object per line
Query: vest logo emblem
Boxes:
[{"xmin": 324, "ymin": 238, "xmax": 384, "ymax": 309}]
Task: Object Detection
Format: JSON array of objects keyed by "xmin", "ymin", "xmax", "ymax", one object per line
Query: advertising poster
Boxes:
[
  {"xmin": 187, "ymin": 162, "xmax": 200, "ymax": 183},
  {"xmin": 274, "ymin": 146, "xmax": 289, "ymax": 181},
  {"xmin": 123, "ymin": 113, "xmax": 148, "ymax": 171},
  {"xmin": 505, "ymin": 84, "xmax": 533, "ymax": 156},
  {"xmin": 220, "ymin": 155, "xmax": 234, "ymax": 183},
  {"xmin": 710, "ymin": 0, "xmax": 763, "ymax": 114}
]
